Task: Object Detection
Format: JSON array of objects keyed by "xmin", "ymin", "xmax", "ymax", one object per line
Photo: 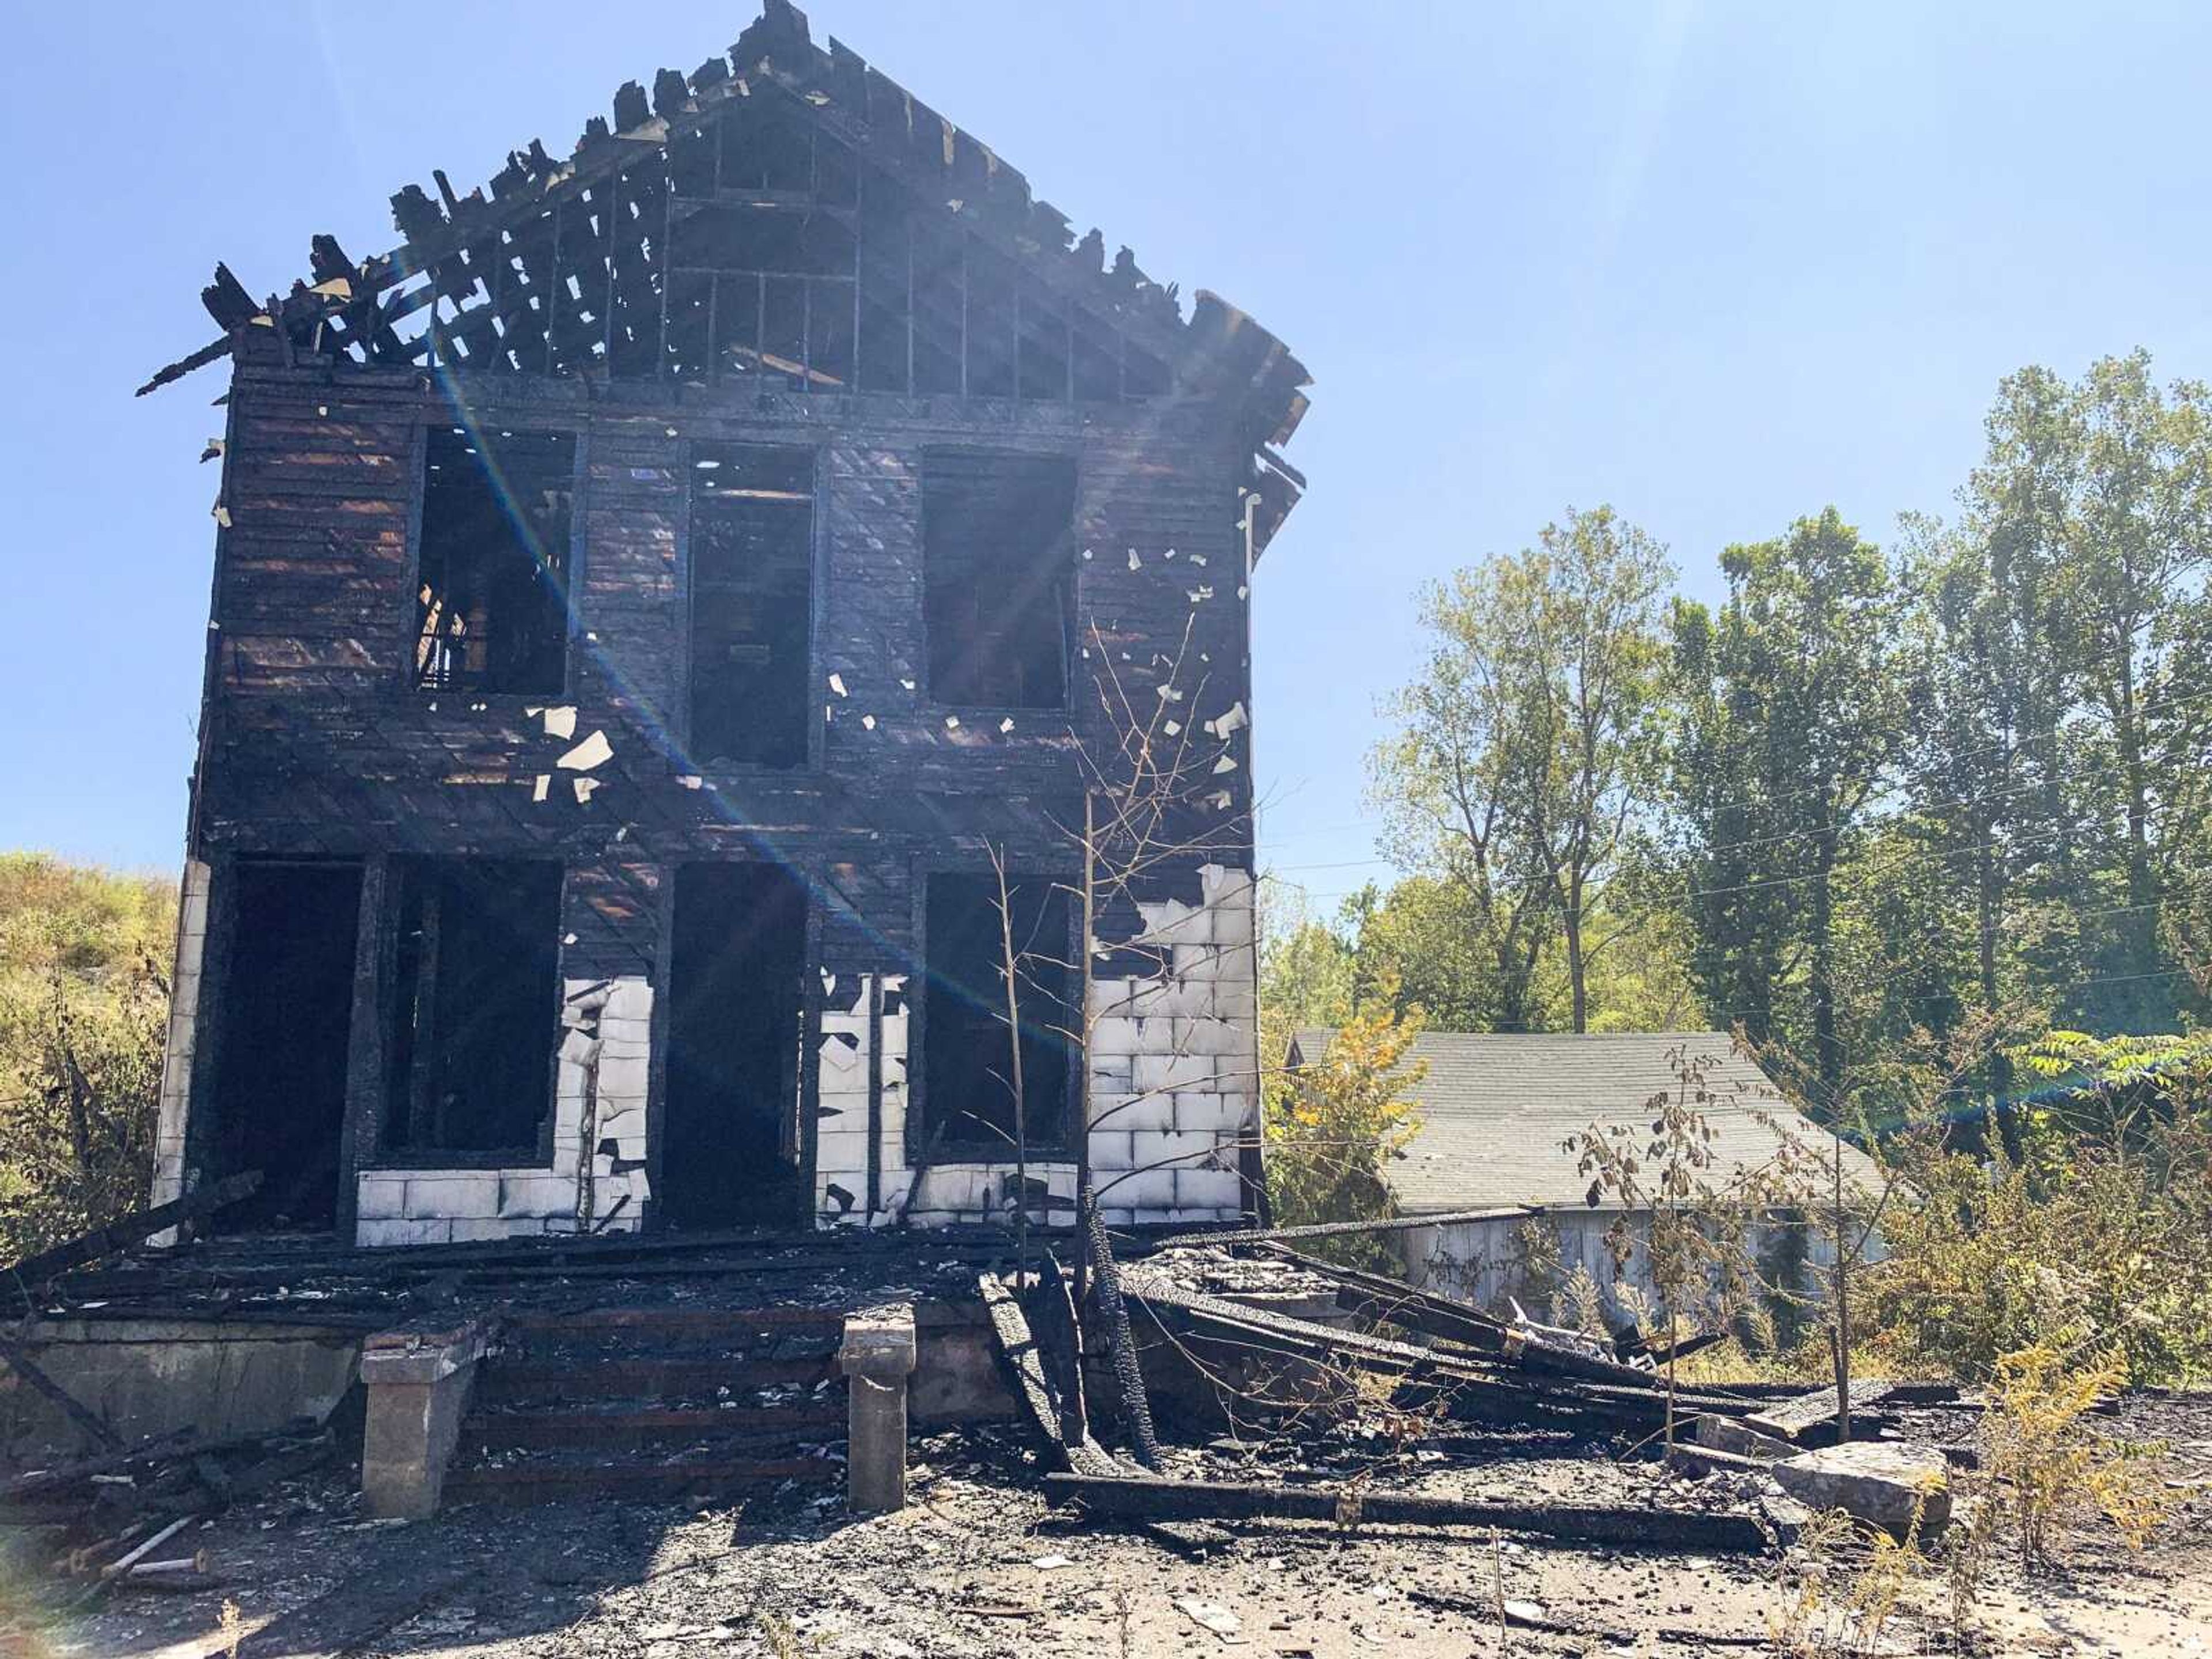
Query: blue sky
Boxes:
[{"xmin": 3, "ymin": 2, "xmax": 2208, "ymax": 882}]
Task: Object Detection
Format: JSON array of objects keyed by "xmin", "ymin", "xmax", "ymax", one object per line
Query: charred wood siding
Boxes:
[
  {"xmin": 197, "ymin": 359, "xmax": 1249, "ymax": 882},
  {"xmin": 189, "ymin": 351, "xmax": 1255, "ymax": 1231}
]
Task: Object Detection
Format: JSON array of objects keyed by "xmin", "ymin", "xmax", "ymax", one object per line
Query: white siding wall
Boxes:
[{"xmin": 1399, "ymin": 1210, "xmax": 1878, "ymax": 1327}]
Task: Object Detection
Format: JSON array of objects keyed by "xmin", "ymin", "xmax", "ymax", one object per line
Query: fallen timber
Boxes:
[
  {"xmin": 1120, "ymin": 1264, "xmax": 1767, "ymax": 1435},
  {"xmin": 1147, "ymin": 1206, "xmax": 1538, "ymax": 1253},
  {"xmin": 2, "ymin": 1172, "xmax": 263, "ymax": 1293},
  {"xmin": 0, "ymin": 1332, "xmax": 122, "ymax": 1451},
  {"xmin": 1043, "ymin": 1472, "xmax": 1774, "ymax": 1554},
  {"xmin": 1745, "ymin": 1377, "xmax": 1907, "ymax": 1446},
  {"xmin": 1081, "ymin": 1185, "xmax": 1161, "ymax": 1468},
  {"xmin": 977, "ymin": 1272, "xmax": 1132, "ymax": 1478},
  {"xmin": 1257, "ymin": 1245, "xmax": 1720, "ymax": 1395}
]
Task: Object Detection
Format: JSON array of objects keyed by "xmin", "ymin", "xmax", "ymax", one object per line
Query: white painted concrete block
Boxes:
[
  {"xmin": 357, "ymin": 1175, "xmax": 408, "ymax": 1220},
  {"xmin": 403, "ymin": 1172, "xmax": 498, "ymax": 1218},
  {"xmin": 815, "ymin": 1128, "xmax": 871, "ymax": 1179},
  {"xmin": 1096, "ymin": 1089, "xmax": 1175, "ymax": 1133},
  {"xmin": 498, "ymin": 1172, "xmax": 575, "ymax": 1218},
  {"xmin": 597, "ymin": 1053, "xmax": 649, "ymax": 1101},
  {"xmin": 1171, "ymin": 1092, "xmax": 1233, "ymax": 1134},
  {"xmin": 1199, "ymin": 864, "xmax": 1254, "ymax": 905},
  {"xmin": 1172, "ymin": 1017, "xmax": 1244, "ymax": 1056},
  {"xmin": 1134, "ymin": 1051, "xmax": 1213, "ymax": 1094},
  {"xmin": 819, "ymin": 1033, "xmax": 865, "ymax": 1080},
  {"xmin": 1104, "ymin": 1168, "xmax": 1177, "ymax": 1209},
  {"xmin": 916, "ymin": 1165, "xmax": 990, "ymax": 1213},
  {"xmin": 1173, "ymin": 943, "xmax": 1226, "ymax": 983},
  {"xmin": 358, "ymin": 1217, "xmax": 452, "ymax": 1248},
  {"xmin": 1088, "ymin": 1054, "xmax": 1134, "ymax": 1093},
  {"xmin": 1175, "ymin": 1168, "xmax": 1244, "ymax": 1212},
  {"xmin": 605, "ymin": 979, "xmax": 653, "ymax": 1022},
  {"xmin": 1087, "ymin": 1131, "xmax": 1136, "ymax": 1172},
  {"xmin": 1134, "ymin": 1128, "xmax": 1213, "ymax": 1172},
  {"xmin": 1090, "ymin": 1016, "xmax": 1146, "ymax": 1057}
]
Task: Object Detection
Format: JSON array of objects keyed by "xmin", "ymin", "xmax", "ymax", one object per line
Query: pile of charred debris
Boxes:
[
  {"xmin": 1, "ymin": 1173, "xmax": 1977, "ymax": 1604},
  {"xmin": 988, "ymin": 1208, "xmax": 1966, "ymax": 1559}
]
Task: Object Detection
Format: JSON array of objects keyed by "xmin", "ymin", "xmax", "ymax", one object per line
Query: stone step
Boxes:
[
  {"xmin": 444, "ymin": 1448, "xmax": 841, "ymax": 1505},
  {"xmin": 466, "ymin": 1400, "xmax": 847, "ymax": 1452},
  {"xmin": 488, "ymin": 1325, "xmax": 842, "ymax": 1372},
  {"xmin": 476, "ymin": 1353, "xmax": 839, "ymax": 1403},
  {"xmin": 498, "ymin": 1304, "xmax": 846, "ymax": 1339}
]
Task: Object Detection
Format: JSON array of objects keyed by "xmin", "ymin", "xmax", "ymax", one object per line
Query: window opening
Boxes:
[
  {"xmin": 923, "ymin": 451, "xmax": 1075, "ymax": 708},
  {"xmin": 414, "ymin": 426, "xmax": 574, "ymax": 694}
]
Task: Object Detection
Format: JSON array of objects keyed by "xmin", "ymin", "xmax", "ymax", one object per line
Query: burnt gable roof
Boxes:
[{"xmin": 141, "ymin": 1, "xmax": 1309, "ymax": 464}]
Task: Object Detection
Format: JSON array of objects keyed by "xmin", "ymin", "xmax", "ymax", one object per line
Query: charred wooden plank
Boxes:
[
  {"xmin": 1745, "ymin": 1377, "xmax": 1906, "ymax": 1446},
  {"xmin": 978, "ymin": 1272, "xmax": 1127, "ymax": 1477},
  {"xmin": 0, "ymin": 1333, "xmax": 120, "ymax": 1449},
  {"xmin": 1041, "ymin": 1473, "xmax": 1773, "ymax": 1554},
  {"xmin": 2, "ymin": 1172, "xmax": 263, "ymax": 1290},
  {"xmin": 1255, "ymin": 1243, "xmax": 1510, "ymax": 1354},
  {"xmin": 1147, "ymin": 1206, "xmax": 1537, "ymax": 1252},
  {"xmin": 1081, "ymin": 1183, "xmax": 1160, "ymax": 1468}
]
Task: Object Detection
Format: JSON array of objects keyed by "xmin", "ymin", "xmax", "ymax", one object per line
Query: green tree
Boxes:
[
  {"xmin": 1668, "ymin": 509, "xmax": 1906, "ymax": 1103},
  {"xmin": 2060, "ymin": 356, "xmax": 2212, "ymax": 1026},
  {"xmin": 0, "ymin": 854, "xmax": 177, "ymax": 1262},
  {"xmin": 1370, "ymin": 506, "xmax": 1671, "ymax": 1032},
  {"xmin": 1263, "ymin": 987, "xmax": 1426, "ymax": 1269},
  {"xmin": 1510, "ymin": 508, "xmax": 1674, "ymax": 1031},
  {"xmin": 1370, "ymin": 563, "xmax": 1555, "ymax": 1032}
]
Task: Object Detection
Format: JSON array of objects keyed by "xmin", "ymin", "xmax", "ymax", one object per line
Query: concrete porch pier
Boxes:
[{"xmin": 839, "ymin": 1304, "xmax": 917, "ymax": 1513}]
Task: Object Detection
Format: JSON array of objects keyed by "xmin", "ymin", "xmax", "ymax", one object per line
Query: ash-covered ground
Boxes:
[{"xmin": 19, "ymin": 1392, "xmax": 2212, "ymax": 1659}]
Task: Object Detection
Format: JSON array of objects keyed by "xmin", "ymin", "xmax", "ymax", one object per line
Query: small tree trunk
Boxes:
[
  {"xmin": 993, "ymin": 852, "xmax": 1029, "ymax": 1276},
  {"xmin": 1074, "ymin": 794, "xmax": 1096, "ymax": 1312},
  {"xmin": 1975, "ymin": 826, "xmax": 2024, "ymax": 1162},
  {"xmin": 1831, "ymin": 1134, "xmax": 1852, "ymax": 1444},
  {"xmin": 1809, "ymin": 836, "xmax": 1843, "ymax": 1105},
  {"xmin": 1563, "ymin": 888, "xmax": 1589, "ymax": 1035}
]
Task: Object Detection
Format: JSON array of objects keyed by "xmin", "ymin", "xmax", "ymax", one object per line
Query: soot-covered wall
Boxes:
[{"xmin": 158, "ymin": 356, "xmax": 1264, "ymax": 1241}]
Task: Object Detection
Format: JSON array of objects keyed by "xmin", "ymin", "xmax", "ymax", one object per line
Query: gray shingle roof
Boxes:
[{"xmin": 1285, "ymin": 1029, "xmax": 1882, "ymax": 1215}]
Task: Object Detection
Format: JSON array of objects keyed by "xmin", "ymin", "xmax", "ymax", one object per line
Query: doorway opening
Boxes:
[
  {"xmin": 207, "ymin": 861, "xmax": 363, "ymax": 1233},
  {"xmin": 664, "ymin": 862, "xmax": 810, "ymax": 1229},
  {"xmin": 380, "ymin": 858, "xmax": 563, "ymax": 1157},
  {"xmin": 919, "ymin": 870, "xmax": 1077, "ymax": 1157}
]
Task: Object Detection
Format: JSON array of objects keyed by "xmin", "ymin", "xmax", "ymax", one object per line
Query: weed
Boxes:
[{"xmin": 1986, "ymin": 1342, "xmax": 2171, "ymax": 1563}]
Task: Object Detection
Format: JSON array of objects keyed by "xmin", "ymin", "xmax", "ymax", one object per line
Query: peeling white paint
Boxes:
[{"xmin": 556, "ymin": 729, "xmax": 613, "ymax": 771}]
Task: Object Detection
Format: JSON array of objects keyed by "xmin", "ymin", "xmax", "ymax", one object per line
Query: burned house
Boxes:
[{"xmin": 142, "ymin": 1, "xmax": 1309, "ymax": 1249}]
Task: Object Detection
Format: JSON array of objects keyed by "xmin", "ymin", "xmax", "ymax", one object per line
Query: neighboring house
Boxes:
[
  {"xmin": 142, "ymin": 1, "xmax": 1307, "ymax": 1247},
  {"xmin": 1285, "ymin": 1029, "xmax": 1885, "ymax": 1324}
]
